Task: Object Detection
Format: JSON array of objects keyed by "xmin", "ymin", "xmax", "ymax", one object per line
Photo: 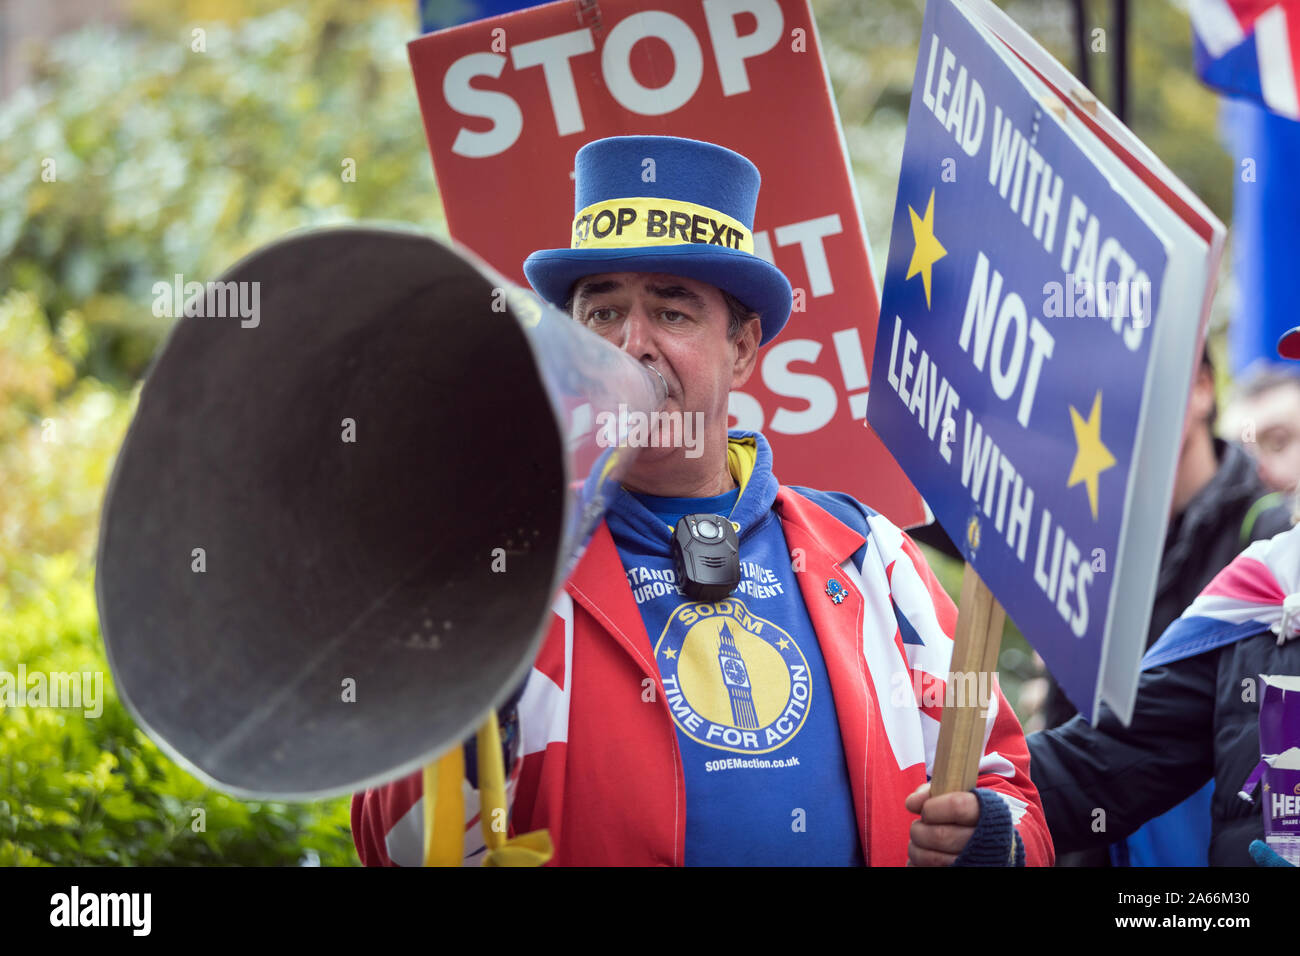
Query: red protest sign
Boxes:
[{"xmin": 409, "ymin": 0, "xmax": 925, "ymax": 528}]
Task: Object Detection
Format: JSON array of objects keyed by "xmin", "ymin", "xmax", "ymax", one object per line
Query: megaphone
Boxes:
[{"xmin": 95, "ymin": 225, "xmax": 663, "ymax": 800}]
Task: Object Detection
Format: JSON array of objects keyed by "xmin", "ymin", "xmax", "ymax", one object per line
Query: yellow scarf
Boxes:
[{"xmin": 726, "ymin": 435, "xmax": 758, "ymax": 497}]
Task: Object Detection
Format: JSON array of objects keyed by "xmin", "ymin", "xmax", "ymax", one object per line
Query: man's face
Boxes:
[
  {"xmin": 570, "ymin": 272, "xmax": 759, "ymax": 462},
  {"xmin": 1240, "ymin": 382, "xmax": 1300, "ymax": 493}
]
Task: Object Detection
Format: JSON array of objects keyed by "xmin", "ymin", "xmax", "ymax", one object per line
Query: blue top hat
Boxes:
[{"xmin": 523, "ymin": 135, "xmax": 793, "ymax": 345}]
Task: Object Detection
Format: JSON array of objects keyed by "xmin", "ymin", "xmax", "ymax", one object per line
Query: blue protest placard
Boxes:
[{"xmin": 868, "ymin": 0, "xmax": 1216, "ymax": 723}]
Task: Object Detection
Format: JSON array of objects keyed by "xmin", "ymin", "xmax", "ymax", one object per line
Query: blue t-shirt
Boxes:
[{"xmin": 605, "ymin": 433, "xmax": 863, "ymax": 866}]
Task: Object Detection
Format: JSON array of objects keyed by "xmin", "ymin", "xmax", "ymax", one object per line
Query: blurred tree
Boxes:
[
  {"xmin": 813, "ymin": 0, "xmax": 1232, "ymax": 295},
  {"xmin": 2, "ymin": 0, "xmax": 440, "ymax": 387},
  {"xmin": 0, "ymin": 291, "xmax": 357, "ymax": 866}
]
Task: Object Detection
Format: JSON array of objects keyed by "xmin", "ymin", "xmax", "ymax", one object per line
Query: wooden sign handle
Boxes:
[{"xmin": 930, "ymin": 562, "xmax": 1006, "ymax": 796}]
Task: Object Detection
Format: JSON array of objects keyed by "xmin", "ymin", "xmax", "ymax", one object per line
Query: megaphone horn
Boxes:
[{"xmin": 95, "ymin": 226, "xmax": 663, "ymax": 800}]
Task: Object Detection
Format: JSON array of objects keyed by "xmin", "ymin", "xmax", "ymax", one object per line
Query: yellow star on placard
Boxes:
[
  {"xmin": 906, "ymin": 188, "xmax": 947, "ymax": 308},
  {"xmin": 1067, "ymin": 391, "xmax": 1117, "ymax": 521},
  {"xmin": 662, "ymin": 647, "xmax": 677, "ymax": 660},
  {"xmin": 777, "ymin": 637, "xmax": 791, "ymax": 651}
]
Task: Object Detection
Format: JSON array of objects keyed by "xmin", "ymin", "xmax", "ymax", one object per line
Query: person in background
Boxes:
[{"xmin": 1220, "ymin": 366, "xmax": 1300, "ymax": 496}]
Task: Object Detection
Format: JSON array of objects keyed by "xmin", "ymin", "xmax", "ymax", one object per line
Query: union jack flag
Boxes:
[
  {"xmin": 1190, "ymin": 0, "xmax": 1300, "ymax": 118},
  {"xmin": 1144, "ymin": 518, "xmax": 1300, "ymax": 671}
]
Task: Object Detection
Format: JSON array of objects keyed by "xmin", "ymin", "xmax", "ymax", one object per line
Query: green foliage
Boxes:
[
  {"xmin": 0, "ymin": 293, "xmax": 122, "ymax": 604},
  {"xmin": 0, "ymin": 0, "xmax": 445, "ymax": 865},
  {"xmin": 0, "ymin": 553, "xmax": 355, "ymax": 865},
  {"xmin": 1, "ymin": 0, "xmax": 441, "ymax": 387},
  {"xmin": 0, "ymin": 292, "xmax": 356, "ymax": 865}
]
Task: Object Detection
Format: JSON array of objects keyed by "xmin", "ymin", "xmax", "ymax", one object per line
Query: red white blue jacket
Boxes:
[{"xmin": 352, "ymin": 479, "xmax": 1053, "ymax": 866}]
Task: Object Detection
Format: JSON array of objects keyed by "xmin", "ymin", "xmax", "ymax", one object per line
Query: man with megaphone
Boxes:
[{"xmin": 351, "ymin": 136, "xmax": 1053, "ymax": 867}]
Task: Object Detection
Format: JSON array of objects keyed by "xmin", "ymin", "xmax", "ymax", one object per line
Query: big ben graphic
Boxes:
[
  {"xmin": 654, "ymin": 598, "xmax": 810, "ymax": 753},
  {"xmin": 716, "ymin": 622, "xmax": 760, "ymax": 729}
]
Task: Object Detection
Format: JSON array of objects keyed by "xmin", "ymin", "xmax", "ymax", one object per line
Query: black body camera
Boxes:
[{"xmin": 671, "ymin": 513, "xmax": 741, "ymax": 602}]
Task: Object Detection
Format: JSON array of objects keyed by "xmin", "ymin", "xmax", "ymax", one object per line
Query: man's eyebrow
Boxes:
[
  {"xmin": 644, "ymin": 283, "xmax": 705, "ymax": 307},
  {"xmin": 574, "ymin": 279, "xmax": 622, "ymax": 298}
]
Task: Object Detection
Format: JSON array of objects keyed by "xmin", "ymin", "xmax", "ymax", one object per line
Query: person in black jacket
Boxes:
[
  {"xmin": 1027, "ymin": 537, "xmax": 1299, "ymax": 865},
  {"xmin": 1028, "ymin": 338, "xmax": 1300, "ymax": 867}
]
